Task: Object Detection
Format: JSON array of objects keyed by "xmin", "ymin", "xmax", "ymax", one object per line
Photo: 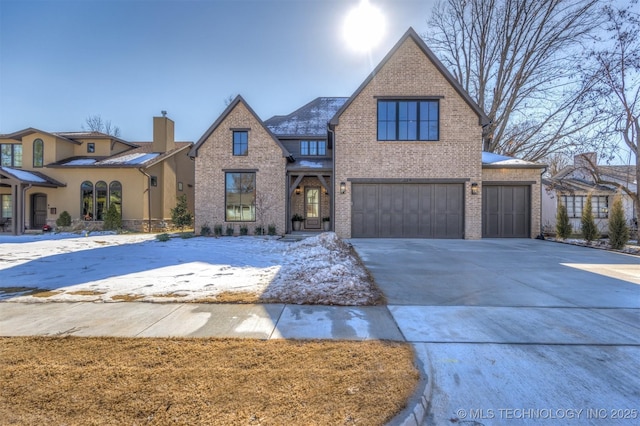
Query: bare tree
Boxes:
[
  {"xmin": 83, "ymin": 115, "xmax": 121, "ymax": 137},
  {"xmin": 424, "ymin": 0, "xmax": 604, "ymax": 161},
  {"xmin": 583, "ymin": 1, "xmax": 639, "ymax": 239}
]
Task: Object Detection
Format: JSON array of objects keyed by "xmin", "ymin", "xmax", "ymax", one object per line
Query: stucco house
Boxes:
[
  {"xmin": 0, "ymin": 115, "xmax": 194, "ymax": 235},
  {"xmin": 189, "ymin": 28, "xmax": 544, "ymax": 239},
  {"xmin": 542, "ymin": 153, "xmax": 637, "ymax": 235}
]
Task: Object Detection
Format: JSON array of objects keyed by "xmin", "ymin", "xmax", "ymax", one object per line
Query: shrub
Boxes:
[
  {"xmin": 200, "ymin": 223, "xmax": 212, "ymax": 236},
  {"xmin": 170, "ymin": 194, "xmax": 193, "ymax": 230},
  {"xmin": 254, "ymin": 226, "xmax": 264, "ymax": 236},
  {"xmin": 581, "ymin": 193, "xmax": 599, "ymax": 243},
  {"xmin": 56, "ymin": 211, "xmax": 72, "ymax": 227},
  {"xmin": 292, "ymin": 214, "xmax": 304, "ymax": 222},
  {"xmin": 214, "ymin": 224, "xmax": 223, "ymax": 237},
  {"xmin": 555, "ymin": 199, "xmax": 572, "ymax": 239},
  {"xmin": 180, "ymin": 232, "xmax": 195, "ymax": 239},
  {"xmin": 103, "ymin": 203, "xmax": 122, "ymax": 231},
  {"xmin": 225, "ymin": 225, "xmax": 234, "ymax": 236},
  {"xmin": 156, "ymin": 233, "xmax": 170, "ymax": 242},
  {"xmin": 608, "ymin": 195, "xmax": 629, "ymax": 250},
  {"xmin": 239, "ymin": 225, "xmax": 248, "ymax": 236},
  {"xmin": 268, "ymin": 224, "xmax": 277, "ymax": 236}
]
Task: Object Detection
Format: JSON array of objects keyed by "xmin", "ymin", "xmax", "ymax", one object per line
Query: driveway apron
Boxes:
[{"xmin": 350, "ymin": 238, "xmax": 640, "ymax": 426}]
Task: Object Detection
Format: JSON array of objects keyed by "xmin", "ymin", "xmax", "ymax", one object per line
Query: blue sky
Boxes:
[{"xmin": 0, "ymin": 0, "xmax": 435, "ymax": 142}]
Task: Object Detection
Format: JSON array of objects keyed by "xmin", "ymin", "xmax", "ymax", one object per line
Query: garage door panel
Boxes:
[
  {"xmin": 352, "ymin": 183, "xmax": 464, "ymax": 238},
  {"xmin": 483, "ymin": 185, "xmax": 530, "ymax": 238}
]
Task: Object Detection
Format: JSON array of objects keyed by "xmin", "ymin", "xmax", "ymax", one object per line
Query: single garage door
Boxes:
[
  {"xmin": 482, "ymin": 185, "xmax": 530, "ymax": 238},
  {"xmin": 351, "ymin": 183, "xmax": 464, "ymax": 238}
]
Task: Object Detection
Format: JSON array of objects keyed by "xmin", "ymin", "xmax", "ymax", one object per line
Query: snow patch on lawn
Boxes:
[{"xmin": 0, "ymin": 232, "xmax": 380, "ymax": 305}]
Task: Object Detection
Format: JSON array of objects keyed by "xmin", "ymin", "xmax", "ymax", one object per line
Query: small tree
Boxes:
[
  {"xmin": 608, "ymin": 195, "xmax": 629, "ymax": 249},
  {"xmin": 581, "ymin": 193, "xmax": 599, "ymax": 243},
  {"xmin": 56, "ymin": 210, "xmax": 72, "ymax": 227},
  {"xmin": 103, "ymin": 203, "xmax": 122, "ymax": 231},
  {"xmin": 170, "ymin": 194, "xmax": 193, "ymax": 231},
  {"xmin": 556, "ymin": 199, "xmax": 572, "ymax": 239}
]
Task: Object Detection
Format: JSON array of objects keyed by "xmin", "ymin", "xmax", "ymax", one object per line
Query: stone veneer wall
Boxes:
[{"xmin": 333, "ymin": 37, "xmax": 484, "ymax": 239}]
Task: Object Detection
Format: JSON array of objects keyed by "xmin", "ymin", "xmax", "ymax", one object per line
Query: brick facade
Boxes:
[
  {"xmin": 333, "ymin": 35, "xmax": 484, "ymax": 239},
  {"xmin": 193, "ymin": 100, "xmax": 287, "ymax": 235}
]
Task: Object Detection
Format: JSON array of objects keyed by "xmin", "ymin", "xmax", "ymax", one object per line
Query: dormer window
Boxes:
[
  {"xmin": 87, "ymin": 143, "xmax": 95, "ymax": 153},
  {"xmin": 300, "ymin": 140, "xmax": 326, "ymax": 156},
  {"xmin": 377, "ymin": 100, "xmax": 439, "ymax": 141}
]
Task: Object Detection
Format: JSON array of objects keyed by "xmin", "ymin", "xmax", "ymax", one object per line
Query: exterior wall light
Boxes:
[
  {"xmin": 340, "ymin": 182, "xmax": 346, "ymax": 194},
  {"xmin": 295, "ymin": 186, "xmax": 301, "ymax": 195},
  {"xmin": 471, "ymin": 182, "xmax": 479, "ymax": 195}
]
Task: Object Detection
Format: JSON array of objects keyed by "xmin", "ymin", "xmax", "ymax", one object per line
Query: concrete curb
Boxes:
[{"xmin": 387, "ymin": 349, "xmax": 432, "ymax": 426}]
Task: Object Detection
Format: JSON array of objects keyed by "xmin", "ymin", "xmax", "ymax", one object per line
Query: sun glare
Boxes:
[{"xmin": 343, "ymin": 0, "xmax": 386, "ymax": 53}]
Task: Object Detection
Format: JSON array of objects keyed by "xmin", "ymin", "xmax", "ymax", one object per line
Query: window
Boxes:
[
  {"xmin": 109, "ymin": 181, "xmax": 122, "ymax": 217},
  {"xmin": 377, "ymin": 100, "xmax": 439, "ymax": 141},
  {"xmin": 1, "ymin": 143, "xmax": 22, "ymax": 167},
  {"xmin": 33, "ymin": 139, "xmax": 44, "ymax": 168},
  {"xmin": 1, "ymin": 194, "xmax": 12, "ymax": 218},
  {"xmin": 561, "ymin": 195, "xmax": 609, "ymax": 219},
  {"xmin": 95, "ymin": 181, "xmax": 107, "ymax": 221},
  {"xmin": 87, "ymin": 143, "xmax": 95, "ymax": 153},
  {"xmin": 300, "ymin": 140, "xmax": 326, "ymax": 156},
  {"xmin": 233, "ymin": 131, "xmax": 248, "ymax": 156},
  {"xmin": 178, "ymin": 182, "xmax": 183, "ymax": 191},
  {"xmin": 225, "ymin": 172, "xmax": 255, "ymax": 221},
  {"xmin": 81, "ymin": 181, "xmax": 94, "ymax": 220}
]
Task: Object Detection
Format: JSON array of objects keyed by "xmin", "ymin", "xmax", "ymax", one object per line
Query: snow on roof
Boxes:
[
  {"xmin": 265, "ymin": 97, "xmax": 348, "ymax": 137},
  {"xmin": 482, "ymin": 151, "xmax": 535, "ymax": 166},
  {"xmin": 64, "ymin": 159, "xmax": 98, "ymax": 166},
  {"xmin": 299, "ymin": 160, "xmax": 324, "ymax": 168},
  {"xmin": 98, "ymin": 152, "xmax": 160, "ymax": 165},
  {"xmin": 1, "ymin": 167, "xmax": 47, "ymax": 183}
]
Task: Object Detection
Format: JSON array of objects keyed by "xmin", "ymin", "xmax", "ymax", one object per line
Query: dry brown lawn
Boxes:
[{"xmin": 0, "ymin": 337, "xmax": 419, "ymax": 425}]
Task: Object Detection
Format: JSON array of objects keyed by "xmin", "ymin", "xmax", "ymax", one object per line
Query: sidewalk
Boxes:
[{"xmin": 0, "ymin": 302, "xmax": 403, "ymax": 340}]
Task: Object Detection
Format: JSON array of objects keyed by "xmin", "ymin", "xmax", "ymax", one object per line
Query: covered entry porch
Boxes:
[{"xmin": 287, "ymin": 163, "xmax": 332, "ymax": 234}]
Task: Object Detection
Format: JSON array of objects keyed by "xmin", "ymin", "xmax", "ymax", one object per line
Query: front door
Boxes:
[
  {"xmin": 305, "ymin": 187, "xmax": 321, "ymax": 229},
  {"xmin": 31, "ymin": 193, "xmax": 47, "ymax": 229}
]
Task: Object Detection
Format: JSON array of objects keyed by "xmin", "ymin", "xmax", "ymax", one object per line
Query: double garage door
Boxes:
[
  {"xmin": 351, "ymin": 182, "xmax": 531, "ymax": 238},
  {"xmin": 351, "ymin": 183, "xmax": 464, "ymax": 238}
]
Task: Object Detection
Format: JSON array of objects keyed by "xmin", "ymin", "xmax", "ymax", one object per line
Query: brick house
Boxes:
[
  {"xmin": 0, "ymin": 115, "xmax": 194, "ymax": 234},
  {"xmin": 190, "ymin": 28, "xmax": 544, "ymax": 239}
]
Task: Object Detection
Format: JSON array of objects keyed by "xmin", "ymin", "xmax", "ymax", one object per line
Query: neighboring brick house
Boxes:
[
  {"xmin": 0, "ymin": 115, "xmax": 194, "ymax": 234},
  {"xmin": 190, "ymin": 28, "xmax": 544, "ymax": 239}
]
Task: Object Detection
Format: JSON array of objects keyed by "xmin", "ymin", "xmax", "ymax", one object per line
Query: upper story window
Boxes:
[
  {"xmin": 1, "ymin": 143, "xmax": 22, "ymax": 168},
  {"xmin": 33, "ymin": 139, "xmax": 44, "ymax": 168},
  {"xmin": 87, "ymin": 143, "xmax": 95, "ymax": 153},
  {"xmin": 300, "ymin": 140, "xmax": 326, "ymax": 156},
  {"xmin": 233, "ymin": 131, "xmax": 248, "ymax": 156},
  {"xmin": 377, "ymin": 100, "xmax": 439, "ymax": 141}
]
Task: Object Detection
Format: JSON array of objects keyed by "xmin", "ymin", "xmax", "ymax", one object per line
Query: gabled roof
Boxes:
[
  {"xmin": 330, "ymin": 27, "xmax": 489, "ymax": 127},
  {"xmin": 482, "ymin": 152, "xmax": 545, "ymax": 169},
  {"xmin": 265, "ymin": 97, "xmax": 348, "ymax": 138},
  {"xmin": 54, "ymin": 131, "xmax": 138, "ymax": 148},
  {"xmin": 0, "ymin": 167, "xmax": 66, "ymax": 187},
  {"xmin": 48, "ymin": 142, "xmax": 193, "ymax": 169},
  {"xmin": 189, "ymin": 95, "xmax": 292, "ymax": 159},
  {"xmin": 0, "ymin": 128, "xmax": 81, "ymax": 145}
]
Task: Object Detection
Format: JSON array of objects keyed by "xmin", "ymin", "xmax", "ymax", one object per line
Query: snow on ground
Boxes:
[{"xmin": 0, "ymin": 232, "xmax": 380, "ymax": 305}]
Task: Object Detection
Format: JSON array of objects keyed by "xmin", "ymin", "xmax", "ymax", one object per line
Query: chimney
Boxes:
[
  {"xmin": 152, "ymin": 114, "xmax": 175, "ymax": 153},
  {"xmin": 574, "ymin": 152, "xmax": 597, "ymax": 169}
]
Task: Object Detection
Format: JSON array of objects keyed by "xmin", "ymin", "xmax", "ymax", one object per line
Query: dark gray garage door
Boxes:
[
  {"xmin": 351, "ymin": 183, "xmax": 464, "ymax": 238},
  {"xmin": 482, "ymin": 185, "xmax": 530, "ymax": 238}
]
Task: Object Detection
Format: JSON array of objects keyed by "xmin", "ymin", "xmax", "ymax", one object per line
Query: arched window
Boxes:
[
  {"xmin": 109, "ymin": 181, "xmax": 122, "ymax": 217},
  {"xmin": 81, "ymin": 181, "xmax": 94, "ymax": 220},
  {"xmin": 95, "ymin": 181, "xmax": 107, "ymax": 221},
  {"xmin": 33, "ymin": 139, "xmax": 44, "ymax": 168}
]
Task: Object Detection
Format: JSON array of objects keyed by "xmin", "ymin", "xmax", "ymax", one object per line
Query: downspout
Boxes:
[
  {"xmin": 538, "ymin": 166, "xmax": 548, "ymax": 239},
  {"xmin": 138, "ymin": 168, "xmax": 152, "ymax": 233},
  {"xmin": 328, "ymin": 124, "xmax": 336, "ymax": 232},
  {"xmin": 22, "ymin": 184, "xmax": 32, "ymax": 235}
]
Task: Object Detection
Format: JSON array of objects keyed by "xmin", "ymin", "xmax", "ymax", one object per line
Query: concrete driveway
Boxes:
[{"xmin": 350, "ymin": 239, "xmax": 640, "ymax": 426}]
